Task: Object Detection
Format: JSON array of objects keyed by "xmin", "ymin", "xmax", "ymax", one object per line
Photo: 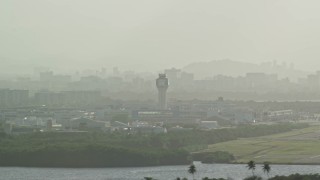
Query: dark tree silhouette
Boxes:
[
  {"xmin": 144, "ymin": 177, "xmax": 155, "ymax": 180},
  {"xmin": 262, "ymin": 162, "xmax": 271, "ymax": 178},
  {"xmin": 188, "ymin": 164, "xmax": 197, "ymax": 180},
  {"xmin": 247, "ymin": 160, "xmax": 256, "ymax": 176}
]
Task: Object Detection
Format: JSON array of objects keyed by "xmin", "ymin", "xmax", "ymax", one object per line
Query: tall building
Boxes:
[
  {"xmin": 0, "ymin": 89, "xmax": 29, "ymax": 108},
  {"xmin": 164, "ymin": 68, "xmax": 181, "ymax": 83},
  {"xmin": 156, "ymin": 74, "xmax": 169, "ymax": 110}
]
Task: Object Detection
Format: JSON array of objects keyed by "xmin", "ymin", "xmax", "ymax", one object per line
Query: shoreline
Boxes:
[
  {"xmin": 2, "ymin": 162, "xmax": 320, "ymax": 168},
  {"xmin": 218, "ymin": 162, "xmax": 320, "ymax": 166}
]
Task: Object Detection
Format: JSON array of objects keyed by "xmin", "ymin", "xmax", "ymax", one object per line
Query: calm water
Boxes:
[{"xmin": 1, "ymin": 163, "xmax": 320, "ymax": 180}]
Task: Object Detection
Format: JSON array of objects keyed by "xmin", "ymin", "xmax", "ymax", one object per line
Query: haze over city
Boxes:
[
  {"xmin": 2, "ymin": 1, "xmax": 320, "ymax": 180},
  {"xmin": 2, "ymin": 0, "xmax": 320, "ymax": 74}
]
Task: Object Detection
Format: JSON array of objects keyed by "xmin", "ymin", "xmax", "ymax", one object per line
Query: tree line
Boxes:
[
  {"xmin": 146, "ymin": 161, "xmax": 319, "ymax": 180},
  {"xmin": 0, "ymin": 123, "xmax": 308, "ymax": 167}
]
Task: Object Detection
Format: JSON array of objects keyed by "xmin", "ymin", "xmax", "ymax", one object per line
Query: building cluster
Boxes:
[
  {"xmin": 0, "ymin": 69, "xmax": 318, "ymax": 135},
  {"xmin": 0, "ymin": 89, "xmax": 103, "ymax": 108},
  {"xmin": 3, "ymin": 68, "xmax": 320, "ymax": 101},
  {"xmin": 0, "ymin": 94, "xmax": 304, "ymax": 135},
  {"xmin": 34, "ymin": 90, "xmax": 101, "ymax": 106}
]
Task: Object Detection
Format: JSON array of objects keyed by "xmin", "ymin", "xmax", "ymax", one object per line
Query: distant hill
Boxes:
[{"xmin": 183, "ymin": 59, "xmax": 309, "ymax": 81}]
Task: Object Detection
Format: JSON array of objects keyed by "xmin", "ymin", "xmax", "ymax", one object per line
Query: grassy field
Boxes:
[{"xmin": 198, "ymin": 126, "xmax": 320, "ymax": 164}]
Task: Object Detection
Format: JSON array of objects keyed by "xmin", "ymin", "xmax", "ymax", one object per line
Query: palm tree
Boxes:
[
  {"xmin": 247, "ymin": 160, "xmax": 256, "ymax": 176},
  {"xmin": 262, "ymin": 162, "xmax": 271, "ymax": 178},
  {"xmin": 188, "ymin": 164, "xmax": 196, "ymax": 180}
]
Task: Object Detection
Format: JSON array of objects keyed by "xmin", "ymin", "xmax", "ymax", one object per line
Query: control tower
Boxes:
[{"xmin": 156, "ymin": 74, "xmax": 169, "ymax": 110}]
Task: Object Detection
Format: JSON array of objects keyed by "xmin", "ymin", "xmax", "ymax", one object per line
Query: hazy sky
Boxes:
[{"xmin": 1, "ymin": 0, "xmax": 320, "ymax": 74}]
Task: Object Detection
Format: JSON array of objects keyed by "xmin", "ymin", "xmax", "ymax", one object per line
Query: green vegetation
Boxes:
[
  {"xmin": 263, "ymin": 162, "xmax": 271, "ymax": 178},
  {"xmin": 188, "ymin": 164, "xmax": 196, "ymax": 180},
  {"xmin": 0, "ymin": 123, "xmax": 308, "ymax": 167},
  {"xmin": 0, "ymin": 132, "xmax": 189, "ymax": 167},
  {"xmin": 243, "ymin": 176, "xmax": 262, "ymax": 180},
  {"xmin": 166, "ymin": 123, "xmax": 308, "ymax": 149},
  {"xmin": 201, "ymin": 174, "xmax": 320, "ymax": 180},
  {"xmin": 247, "ymin": 160, "xmax": 256, "ymax": 176},
  {"xmin": 200, "ymin": 126, "xmax": 320, "ymax": 164},
  {"xmin": 269, "ymin": 174, "xmax": 320, "ymax": 180},
  {"xmin": 144, "ymin": 177, "xmax": 156, "ymax": 180},
  {"xmin": 192, "ymin": 151, "xmax": 235, "ymax": 163},
  {"xmin": 176, "ymin": 161, "xmax": 318, "ymax": 180}
]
